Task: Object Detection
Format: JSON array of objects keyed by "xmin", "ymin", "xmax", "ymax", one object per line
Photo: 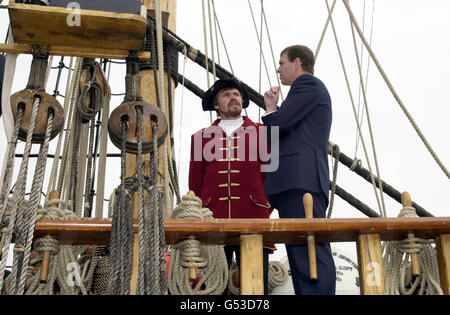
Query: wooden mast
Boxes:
[{"xmin": 128, "ymin": 0, "xmax": 177, "ymax": 295}]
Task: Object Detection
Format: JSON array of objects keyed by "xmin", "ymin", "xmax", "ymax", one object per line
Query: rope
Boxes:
[
  {"xmin": 268, "ymin": 261, "xmax": 289, "ymax": 292},
  {"xmin": 154, "ymin": 0, "xmax": 174, "ymax": 218},
  {"xmin": 324, "ymin": 0, "xmax": 386, "ymax": 217},
  {"xmin": 201, "ymin": 0, "xmax": 213, "ymax": 124},
  {"xmin": 3, "ymin": 198, "xmax": 88, "ymax": 295},
  {"xmin": 248, "ymin": 0, "xmax": 272, "ymax": 90},
  {"xmin": 327, "ymin": 142, "xmax": 340, "ymax": 218},
  {"xmin": 95, "ymin": 60, "xmax": 112, "ymax": 219},
  {"xmin": 383, "ymin": 206, "xmax": 443, "ymax": 295},
  {"xmin": 107, "ymin": 122, "xmax": 134, "ymax": 295},
  {"xmin": 348, "ymin": 15, "xmax": 387, "ymax": 218},
  {"xmin": 107, "ymin": 121, "xmax": 167, "ymax": 295},
  {"xmin": 57, "ymin": 57, "xmax": 82, "ymax": 198},
  {"xmin": 70, "ymin": 60, "xmax": 105, "ymax": 217},
  {"xmin": 0, "ymin": 107, "xmax": 23, "ymax": 226},
  {"xmin": 315, "ymin": 0, "xmax": 337, "ymax": 61},
  {"xmin": 210, "ymin": 0, "xmax": 234, "ymax": 75},
  {"xmin": 227, "ymin": 260, "xmax": 289, "ymax": 295},
  {"xmin": 343, "ymin": 0, "xmax": 450, "ymax": 181},
  {"xmin": 46, "ymin": 57, "xmax": 74, "ymax": 197},
  {"xmin": 0, "ymin": 96, "xmax": 40, "ymax": 290},
  {"xmin": 10, "ymin": 112, "xmax": 54, "ymax": 295},
  {"xmin": 354, "ymin": 0, "xmax": 375, "ymax": 160},
  {"xmin": 168, "ymin": 194, "xmax": 228, "ymax": 295}
]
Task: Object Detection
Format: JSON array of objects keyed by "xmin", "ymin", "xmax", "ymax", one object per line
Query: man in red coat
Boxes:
[{"xmin": 189, "ymin": 79, "xmax": 275, "ymax": 294}]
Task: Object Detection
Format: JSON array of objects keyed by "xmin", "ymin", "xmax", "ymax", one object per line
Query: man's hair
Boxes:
[{"xmin": 281, "ymin": 45, "xmax": 315, "ymax": 74}]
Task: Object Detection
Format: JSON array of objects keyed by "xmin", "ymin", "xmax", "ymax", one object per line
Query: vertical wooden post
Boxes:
[
  {"xmin": 240, "ymin": 234, "xmax": 264, "ymax": 295},
  {"xmin": 356, "ymin": 233, "xmax": 385, "ymax": 295},
  {"xmin": 436, "ymin": 234, "xmax": 450, "ymax": 295}
]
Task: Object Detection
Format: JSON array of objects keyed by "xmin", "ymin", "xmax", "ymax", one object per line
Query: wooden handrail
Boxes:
[{"xmin": 33, "ymin": 217, "xmax": 450, "ymax": 245}]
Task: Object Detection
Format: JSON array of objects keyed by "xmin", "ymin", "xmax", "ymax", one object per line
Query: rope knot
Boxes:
[
  {"xmin": 34, "ymin": 237, "xmax": 60, "ymax": 256},
  {"xmin": 398, "ymin": 206, "xmax": 417, "ymax": 218},
  {"xmin": 350, "ymin": 158, "xmax": 362, "ymax": 171}
]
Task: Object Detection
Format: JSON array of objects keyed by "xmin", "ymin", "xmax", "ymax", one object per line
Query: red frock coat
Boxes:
[{"xmin": 189, "ymin": 116, "xmax": 275, "ymax": 250}]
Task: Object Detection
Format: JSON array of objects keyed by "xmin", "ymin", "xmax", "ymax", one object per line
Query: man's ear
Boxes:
[{"xmin": 295, "ymin": 57, "xmax": 302, "ymax": 69}]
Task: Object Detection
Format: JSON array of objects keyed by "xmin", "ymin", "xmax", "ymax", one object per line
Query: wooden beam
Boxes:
[
  {"xmin": 436, "ymin": 234, "xmax": 450, "ymax": 295},
  {"xmin": 33, "ymin": 217, "xmax": 450, "ymax": 245},
  {"xmin": 240, "ymin": 234, "xmax": 264, "ymax": 295},
  {"xmin": 356, "ymin": 234, "xmax": 385, "ymax": 295},
  {"xmin": 8, "ymin": 1, "xmax": 147, "ymax": 50},
  {"xmin": 0, "ymin": 43, "xmax": 150, "ymax": 61}
]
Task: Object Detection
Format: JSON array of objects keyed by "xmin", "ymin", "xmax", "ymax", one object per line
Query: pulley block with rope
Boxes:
[
  {"xmin": 10, "ymin": 89, "xmax": 64, "ymax": 143},
  {"xmin": 9, "ymin": 45, "xmax": 64, "ymax": 143},
  {"xmin": 108, "ymin": 100, "xmax": 167, "ymax": 154},
  {"xmin": 108, "ymin": 51, "xmax": 168, "ymax": 154}
]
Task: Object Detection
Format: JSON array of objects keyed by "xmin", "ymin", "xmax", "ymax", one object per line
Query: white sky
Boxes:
[{"xmin": 1, "ymin": 1, "xmax": 449, "ymax": 264}]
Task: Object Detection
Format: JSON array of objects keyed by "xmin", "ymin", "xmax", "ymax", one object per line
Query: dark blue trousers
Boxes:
[{"xmin": 269, "ymin": 188, "xmax": 336, "ymax": 295}]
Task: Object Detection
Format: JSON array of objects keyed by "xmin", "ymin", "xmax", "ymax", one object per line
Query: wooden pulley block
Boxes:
[
  {"xmin": 10, "ymin": 89, "xmax": 65, "ymax": 143},
  {"xmin": 108, "ymin": 100, "xmax": 168, "ymax": 154}
]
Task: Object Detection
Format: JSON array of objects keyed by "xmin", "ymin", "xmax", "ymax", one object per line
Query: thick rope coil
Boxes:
[
  {"xmin": 227, "ymin": 260, "xmax": 289, "ymax": 295},
  {"xmin": 383, "ymin": 206, "xmax": 443, "ymax": 295},
  {"xmin": 268, "ymin": 261, "xmax": 289, "ymax": 292},
  {"xmin": 168, "ymin": 194, "xmax": 228, "ymax": 295}
]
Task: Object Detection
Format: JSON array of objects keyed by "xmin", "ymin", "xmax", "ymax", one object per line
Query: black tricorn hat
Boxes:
[{"xmin": 202, "ymin": 78, "xmax": 249, "ymax": 111}]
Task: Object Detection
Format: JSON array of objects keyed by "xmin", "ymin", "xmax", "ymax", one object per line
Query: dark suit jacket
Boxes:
[{"xmin": 261, "ymin": 74, "xmax": 332, "ymax": 202}]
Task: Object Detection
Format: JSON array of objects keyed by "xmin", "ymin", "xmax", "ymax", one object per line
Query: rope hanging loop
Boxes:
[{"xmin": 108, "ymin": 100, "xmax": 168, "ymax": 154}]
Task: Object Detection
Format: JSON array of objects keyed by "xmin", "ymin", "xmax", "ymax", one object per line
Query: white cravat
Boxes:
[{"xmin": 218, "ymin": 117, "xmax": 244, "ymax": 136}]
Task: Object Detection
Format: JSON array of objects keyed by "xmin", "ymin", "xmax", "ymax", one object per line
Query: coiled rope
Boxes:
[
  {"xmin": 168, "ymin": 194, "xmax": 228, "ymax": 295},
  {"xmin": 383, "ymin": 206, "xmax": 443, "ymax": 295},
  {"xmin": 228, "ymin": 260, "xmax": 289, "ymax": 295}
]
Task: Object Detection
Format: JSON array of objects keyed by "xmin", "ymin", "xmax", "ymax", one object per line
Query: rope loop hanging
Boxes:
[
  {"xmin": 327, "ymin": 142, "xmax": 340, "ymax": 218},
  {"xmin": 383, "ymin": 205, "xmax": 443, "ymax": 295},
  {"xmin": 168, "ymin": 193, "xmax": 228, "ymax": 295}
]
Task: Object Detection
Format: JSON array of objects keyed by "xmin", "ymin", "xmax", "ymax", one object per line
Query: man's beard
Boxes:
[{"xmin": 226, "ymin": 104, "xmax": 242, "ymax": 117}]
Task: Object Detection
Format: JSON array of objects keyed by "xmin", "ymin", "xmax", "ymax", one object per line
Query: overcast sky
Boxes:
[{"xmin": 1, "ymin": 1, "xmax": 449, "ymax": 263}]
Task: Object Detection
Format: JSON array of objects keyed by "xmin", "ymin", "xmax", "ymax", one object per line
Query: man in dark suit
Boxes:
[{"xmin": 262, "ymin": 45, "xmax": 336, "ymax": 294}]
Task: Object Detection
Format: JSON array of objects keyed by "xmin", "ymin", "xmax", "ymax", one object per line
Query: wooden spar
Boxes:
[
  {"xmin": 127, "ymin": 0, "xmax": 177, "ymax": 295},
  {"xmin": 0, "ymin": 43, "xmax": 150, "ymax": 61}
]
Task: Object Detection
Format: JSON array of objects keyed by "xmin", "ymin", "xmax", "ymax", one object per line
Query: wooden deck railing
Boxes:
[{"xmin": 34, "ymin": 216, "xmax": 450, "ymax": 295}]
